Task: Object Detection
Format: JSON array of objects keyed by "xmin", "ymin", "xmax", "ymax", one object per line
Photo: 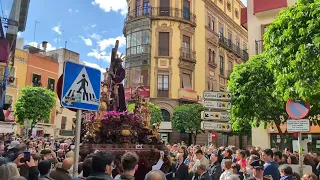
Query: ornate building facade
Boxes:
[{"xmin": 124, "ymin": 0, "xmax": 248, "ymax": 145}]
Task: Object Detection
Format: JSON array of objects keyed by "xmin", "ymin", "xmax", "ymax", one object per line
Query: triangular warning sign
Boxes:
[{"xmin": 62, "ymin": 67, "xmax": 99, "ymax": 106}]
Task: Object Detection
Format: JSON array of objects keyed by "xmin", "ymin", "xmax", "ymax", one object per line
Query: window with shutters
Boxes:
[
  {"xmin": 182, "ymin": 35, "xmax": 190, "ymax": 59},
  {"xmin": 228, "ymin": 32, "xmax": 232, "ymax": 47},
  {"xmin": 219, "ymin": 23, "xmax": 224, "ymax": 39},
  {"xmin": 143, "ymin": 0, "xmax": 151, "ymax": 15},
  {"xmin": 243, "ymin": 42, "xmax": 247, "ymax": 51},
  {"xmin": 220, "ymin": 56, "xmax": 224, "ymax": 76},
  {"xmin": 158, "ymin": 32, "xmax": 169, "ymax": 56},
  {"xmin": 208, "ymin": 49, "xmax": 212, "ymax": 62},
  {"xmin": 183, "ymin": 0, "xmax": 190, "ymax": 20},
  {"xmin": 47, "ymin": 78, "xmax": 55, "ymax": 91},
  {"xmin": 32, "ymin": 74, "xmax": 42, "ymax": 87},
  {"xmin": 212, "ymin": 50, "xmax": 216, "ymax": 63},
  {"xmin": 227, "ymin": 1, "xmax": 231, "ymax": 11},
  {"xmin": 181, "ymin": 73, "xmax": 192, "ymax": 89},
  {"xmin": 61, "ymin": 116, "xmax": 67, "ymax": 130},
  {"xmin": 211, "ymin": 19, "xmax": 215, "ymax": 31},
  {"xmin": 236, "ymin": 38, "xmax": 240, "ymax": 53},
  {"xmin": 160, "ymin": 0, "xmax": 170, "ymax": 16},
  {"xmin": 208, "ymin": 16, "xmax": 211, "ymax": 27},
  {"xmin": 135, "ymin": 0, "xmax": 141, "ymax": 17},
  {"xmin": 157, "ymin": 74, "xmax": 169, "ymax": 97}
]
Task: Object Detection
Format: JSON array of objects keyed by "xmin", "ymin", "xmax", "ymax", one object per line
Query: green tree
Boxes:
[
  {"xmin": 128, "ymin": 102, "xmax": 163, "ymax": 126},
  {"xmin": 228, "ymin": 54, "xmax": 320, "ymax": 149},
  {"xmin": 228, "ymin": 54, "xmax": 288, "ymax": 148},
  {"xmin": 264, "ymin": 0, "xmax": 320, "ymax": 100},
  {"xmin": 224, "ymin": 118, "xmax": 252, "ymax": 149},
  {"xmin": 172, "ymin": 103, "xmax": 203, "ymax": 144},
  {"xmin": 15, "ymin": 86, "xmax": 56, "ymax": 128}
]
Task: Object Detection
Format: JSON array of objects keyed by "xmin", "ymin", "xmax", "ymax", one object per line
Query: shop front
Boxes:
[{"xmin": 268, "ymin": 123, "xmax": 320, "ymax": 152}]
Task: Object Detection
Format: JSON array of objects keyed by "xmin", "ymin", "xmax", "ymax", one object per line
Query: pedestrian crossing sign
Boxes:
[{"xmin": 61, "ymin": 61, "xmax": 101, "ymax": 111}]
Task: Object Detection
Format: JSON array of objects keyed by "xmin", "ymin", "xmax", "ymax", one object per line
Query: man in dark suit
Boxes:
[
  {"xmin": 167, "ymin": 153, "xmax": 190, "ymax": 180},
  {"xmin": 197, "ymin": 164, "xmax": 211, "ymax": 180}
]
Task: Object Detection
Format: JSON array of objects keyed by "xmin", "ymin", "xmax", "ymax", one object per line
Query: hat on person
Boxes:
[
  {"xmin": 250, "ymin": 159, "xmax": 265, "ymax": 169},
  {"xmin": 7, "ymin": 141, "xmax": 20, "ymax": 150}
]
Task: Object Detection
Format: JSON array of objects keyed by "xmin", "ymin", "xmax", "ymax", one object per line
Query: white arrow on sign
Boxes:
[
  {"xmin": 201, "ymin": 121, "xmax": 232, "ymax": 132},
  {"xmin": 203, "ymin": 91, "xmax": 232, "ymax": 100},
  {"xmin": 203, "ymin": 100, "xmax": 232, "ymax": 110},
  {"xmin": 201, "ymin": 111, "xmax": 231, "ymax": 121}
]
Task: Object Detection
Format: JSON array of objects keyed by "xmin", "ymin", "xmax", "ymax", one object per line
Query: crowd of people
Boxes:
[{"xmin": 0, "ymin": 135, "xmax": 320, "ymax": 180}]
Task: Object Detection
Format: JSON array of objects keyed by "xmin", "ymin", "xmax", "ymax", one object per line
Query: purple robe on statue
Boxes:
[{"xmin": 113, "ymin": 66, "xmax": 126, "ymax": 112}]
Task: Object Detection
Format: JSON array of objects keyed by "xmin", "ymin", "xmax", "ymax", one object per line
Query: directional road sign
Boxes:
[
  {"xmin": 203, "ymin": 91, "xmax": 232, "ymax": 100},
  {"xmin": 201, "ymin": 121, "xmax": 232, "ymax": 132},
  {"xmin": 287, "ymin": 119, "xmax": 310, "ymax": 132},
  {"xmin": 61, "ymin": 61, "xmax": 101, "ymax": 111},
  {"xmin": 286, "ymin": 100, "xmax": 310, "ymax": 119},
  {"xmin": 203, "ymin": 100, "xmax": 231, "ymax": 110},
  {"xmin": 201, "ymin": 111, "xmax": 231, "ymax": 121}
]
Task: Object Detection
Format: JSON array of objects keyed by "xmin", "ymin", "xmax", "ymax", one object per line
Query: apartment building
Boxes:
[{"xmin": 123, "ymin": 0, "xmax": 249, "ymax": 145}]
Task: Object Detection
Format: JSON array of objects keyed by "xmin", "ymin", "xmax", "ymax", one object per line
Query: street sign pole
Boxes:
[
  {"xmin": 72, "ymin": 109, "xmax": 82, "ymax": 177},
  {"xmin": 286, "ymin": 99, "xmax": 310, "ymax": 176},
  {"xmin": 298, "ymin": 132, "xmax": 303, "ymax": 176}
]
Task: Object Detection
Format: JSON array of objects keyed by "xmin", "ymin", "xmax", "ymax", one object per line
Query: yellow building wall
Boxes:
[
  {"xmin": 233, "ymin": 0, "xmax": 241, "ymax": 25},
  {"xmin": 194, "ymin": 1, "xmax": 207, "ymax": 96},
  {"xmin": 6, "ymin": 49, "xmax": 28, "ymax": 109},
  {"xmin": 217, "ymin": 0, "xmax": 225, "ymax": 11},
  {"xmin": 150, "ymin": 20, "xmax": 182, "ymax": 99}
]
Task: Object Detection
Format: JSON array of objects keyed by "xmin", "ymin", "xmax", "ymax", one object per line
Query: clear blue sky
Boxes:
[{"xmin": 0, "ymin": 0, "xmax": 247, "ymax": 72}]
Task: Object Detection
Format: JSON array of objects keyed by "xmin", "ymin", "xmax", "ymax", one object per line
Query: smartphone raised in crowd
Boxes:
[{"xmin": 23, "ymin": 151, "xmax": 31, "ymax": 162}]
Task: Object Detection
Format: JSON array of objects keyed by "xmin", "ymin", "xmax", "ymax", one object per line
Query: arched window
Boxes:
[{"xmin": 161, "ymin": 109, "xmax": 171, "ymax": 122}]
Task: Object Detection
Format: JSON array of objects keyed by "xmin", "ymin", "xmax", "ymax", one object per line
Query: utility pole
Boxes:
[{"xmin": 33, "ymin": 21, "xmax": 39, "ymax": 41}]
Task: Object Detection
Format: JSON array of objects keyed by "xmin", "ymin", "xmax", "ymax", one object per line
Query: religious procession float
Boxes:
[{"xmin": 78, "ymin": 41, "xmax": 171, "ymax": 178}]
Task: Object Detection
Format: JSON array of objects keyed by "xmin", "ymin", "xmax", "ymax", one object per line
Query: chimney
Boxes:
[{"xmin": 42, "ymin": 41, "xmax": 48, "ymax": 56}]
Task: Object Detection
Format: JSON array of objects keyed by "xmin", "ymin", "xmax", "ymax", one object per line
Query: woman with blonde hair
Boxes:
[
  {"xmin": 220, "ymin": 159, "xmax": 233, "ymax": 180},
  {"xmin": 0, "ymin": 162, "xmax": 20, "ymax": 180}
]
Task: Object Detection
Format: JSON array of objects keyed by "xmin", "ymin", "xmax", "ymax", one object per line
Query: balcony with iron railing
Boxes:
[
  {"xmin": 255, "ymin": 40, "xmax": 264, "ymax": 55},
  {"xmin": 180, "ymin": 47, "xmax": 196, "ymax": 63},
  {"xmin": 157, "ymin": 90, "xmax": 169, "ymax": 98},
  {"xmin": 219, "ymin": 33, "xmax": 249, "ymax": 61},
  {"xmin": 124, "ymin": 7, "xmax": 197, "ymax": 27}
]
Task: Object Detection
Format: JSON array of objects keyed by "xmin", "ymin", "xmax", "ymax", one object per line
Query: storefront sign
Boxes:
[
  {"xmin": 125, "ymin": 86, "xmax": 150, "ymax": 100},
  {"xmin": 287, "ymin": 119, "xmax": 310, "ymax": 132},
  {"xmin": 178, "ymin": 88, "xmax": 198, "ymax": 102}
]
